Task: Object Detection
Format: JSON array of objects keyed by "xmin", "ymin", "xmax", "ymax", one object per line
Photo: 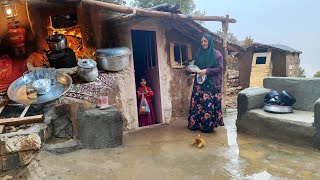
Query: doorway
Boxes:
[{"xmin": 131, "ymin": 30, "xmax": 163, "ymax": 126}]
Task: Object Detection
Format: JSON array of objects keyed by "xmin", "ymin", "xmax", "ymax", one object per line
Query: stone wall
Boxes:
[
  {"xmin": 165, "ymin": 28, "xmax": 195, "ymax": 117},
  {"xmin": 286, "ymin": 53, "xmax": 301, "ymax": 77},
  {"xmin": 238, "ymin": 50, "xmax": 253, "ymax": 88}
]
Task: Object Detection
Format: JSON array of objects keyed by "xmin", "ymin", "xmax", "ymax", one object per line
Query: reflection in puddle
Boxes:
[{"xmin": 245, "ymin": 171, "xmax": 273, "ymax": 180}]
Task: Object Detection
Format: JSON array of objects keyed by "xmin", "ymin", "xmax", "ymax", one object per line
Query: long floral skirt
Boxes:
[{"xmin": 188, "ymin": 80, "xmax": 224, "ymax": 132}]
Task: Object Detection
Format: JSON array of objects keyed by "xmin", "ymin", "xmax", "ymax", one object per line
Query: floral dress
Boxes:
[{"xmin": 188, "ymin": 79, "xmax": 224, "ymax": 132}]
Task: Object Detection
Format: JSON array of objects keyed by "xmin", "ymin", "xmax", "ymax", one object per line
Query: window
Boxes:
[
  {"xmin": 170, "ymin": 42, "xmax": 192, "ymax": 68},
  {"xmin": 256, "ymin": 56, "xmax": 267, "ymax": 64}
]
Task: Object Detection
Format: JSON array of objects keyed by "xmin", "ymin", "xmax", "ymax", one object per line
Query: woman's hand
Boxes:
[{"xmin": 198, "ymin": 69, "xmax": 207, "ymax": 76}]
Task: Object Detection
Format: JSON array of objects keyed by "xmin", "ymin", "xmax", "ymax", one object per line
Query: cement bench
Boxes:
[{"xmin": 236, "ymin": 77, "xmax": 320, "ymax": 149}]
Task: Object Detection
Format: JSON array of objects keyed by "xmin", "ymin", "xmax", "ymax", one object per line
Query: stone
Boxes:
[
  {"xmin": 77, "ymin": 107, "xmax": 123, "ymax": 149},
  {"xmin": 43, "ymin": 139, "xmax": 81, "ymax": 154},
  {"xmin": 236, "ymin": 86, "xmax": 243, "ymax": 90},
  {"xmin": 2, "ymin": 153, "xmax": 20, "ymax": 171},
  {"xmin": 0, "ymin": 134, "xmax": 41, "ymax": 154},
  {"xmin": 1, "ymin": 175, "xmax": 13, "ymax": 180},
  {"xmin": 227, "ymin": 70, "xmax": 239, "ymax": 79},
  {"xmin": 19, "ymin": 150, "xmax": 36, "ymax": 166},
  {"xmin": 52, "ymin": 116, "xmax": 73, "ymax": 139}
]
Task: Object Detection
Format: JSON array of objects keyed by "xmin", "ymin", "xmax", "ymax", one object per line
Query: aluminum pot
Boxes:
[
  {"xmin": 95, "ymin": 47, "xmax": 131, "ymax": 71},
  {"xmin": 77, "ymin": 59, "xmax": 99, "ymax": 82},
  {"xmin": 46, "ymin": 32, "xmax": 67, "ymax": 52}
]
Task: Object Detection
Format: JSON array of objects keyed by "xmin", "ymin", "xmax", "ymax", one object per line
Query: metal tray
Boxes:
[
  {"xmin": 263, "ymin": 104, "xmax": 293, "ymax": 114},
  {"xmin": 7, "ymin": 72, "xmax": 72, "ymax": 104}
]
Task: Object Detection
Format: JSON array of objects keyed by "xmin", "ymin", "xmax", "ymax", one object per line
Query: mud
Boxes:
[{"xmin": 17, "ymin": 110, "xmax": 320, "ymax": 179}]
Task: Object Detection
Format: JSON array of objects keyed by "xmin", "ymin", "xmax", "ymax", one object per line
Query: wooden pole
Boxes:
[
  {"xmin": 222, "ymin": 15, "xmax": 229, "ymax": 113},
  {"xmin": 82, "ymin": 0, "xmax": 236, "ymax": 23}
]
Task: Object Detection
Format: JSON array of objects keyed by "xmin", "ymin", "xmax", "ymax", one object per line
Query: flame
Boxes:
[{"xmin": 46, "ymin": 16, "xmax": 93, "ymax": 59}]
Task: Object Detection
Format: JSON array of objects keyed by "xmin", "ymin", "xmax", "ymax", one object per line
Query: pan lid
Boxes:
[{"xmin": 95, "ymin": 47, "xmax": 131, "ymax": 58}]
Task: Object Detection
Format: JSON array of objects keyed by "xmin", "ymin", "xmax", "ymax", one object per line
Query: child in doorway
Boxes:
[{"xmin": 137, "ymin": 78, "xmax": 155, "ymax": 127}]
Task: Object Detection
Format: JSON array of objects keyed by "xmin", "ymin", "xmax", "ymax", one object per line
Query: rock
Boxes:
[
  {"xmin": 77, "ymin": 107, "xmax": 123, "ymax": 149},
  {"xmin": 228, "ymin": 70, "xmax": 239, "ymax": 79},
  {"xmin": 236, "ymin": 86, "xmax": 243, "ymax": 90},
  {"xmin": 1, "ymin": 153, "xmax": 20, "ymax": 171},
  {"xmin": 1, "ymin": 175, "xmax": 13, "ymax": 180},
  {"xmin": 52, "ymin": 116, "xmax": 72, "ymax": 139},
  {"xmin": 19, "ymin": 150, "xmax": 36, "ymax": 166},
  {"xmin": 43, "ymin": 139, "xmax": 81, "ymax": 154},
  {"xmin": 0, "ymin": 134, "xmax": 41, "ymax": 154}
]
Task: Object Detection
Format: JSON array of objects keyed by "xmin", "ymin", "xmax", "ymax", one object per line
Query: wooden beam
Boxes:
[
  {"xmin": 221, "ymin": 16, "xmax": 229, "ymax": 113},
  {"xmin": 70, "ymin": 103, "xmax": 79, "ymax": 138},
  {"xmin": 82, "ymin": 0, "xmax": 236, "ymax": 23},
  {"xmin": 0, "ymin": 115, "xmax": 44, "ymax": 126}
]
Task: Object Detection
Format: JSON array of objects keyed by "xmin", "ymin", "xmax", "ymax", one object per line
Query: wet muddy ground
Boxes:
[{"xmin": 19, "ymin": 110, "xmax": 320, "ymax": 179}]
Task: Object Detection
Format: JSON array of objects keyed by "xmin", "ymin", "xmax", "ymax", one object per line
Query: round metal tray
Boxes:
[
  {"xmin": 263, "ymin": 104, "xmax": 293, "ymax": 114},
  {"xmin": 7, "ymin": 72, "xmax": 72, "ymax": 104}
]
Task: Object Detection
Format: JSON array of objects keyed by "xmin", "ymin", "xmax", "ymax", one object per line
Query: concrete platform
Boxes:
[{"xmin": 237, "ymin": 109, "xmax": 316, "ymax": 147}]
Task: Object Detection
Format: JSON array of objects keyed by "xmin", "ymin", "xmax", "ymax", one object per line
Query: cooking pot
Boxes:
[
  {"xmin": 95, "ymin": 47, "xmax": 131, "ymax": 71},
  {"xmin": 264, "ymin": 90, "xmax": 279, "ymax": 105},
  {"xmin": 46, "ymin": 32, "xmax": 67, "ymax": 52},
  {"xmin": 278, "ymin": 91, "xmax": 296, "ymax": 106},
  {"xmin": 77, "ymin": 59, "xmax": 98, "ymax": 82}
]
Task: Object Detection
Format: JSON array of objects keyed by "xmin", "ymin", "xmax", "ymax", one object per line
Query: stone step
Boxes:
[{"xmin": 42, "ymin": 139, "xmax": 81, "ymax": 154}]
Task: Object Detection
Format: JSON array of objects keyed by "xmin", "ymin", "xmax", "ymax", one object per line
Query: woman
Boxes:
[
  {"xmin": 187, "ymin": 34, "xmax": 224, "ymax": 132},
  {"xmin": 137, "ymin": 78, "xmax": 155, "ymax": 127}
]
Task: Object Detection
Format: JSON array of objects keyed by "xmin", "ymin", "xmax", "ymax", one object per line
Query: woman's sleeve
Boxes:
[
  {"xmin": 147, "ymin": 87, "xmax": 154, "ymax": 97},
  {"xmin": 206, "ymin": 50, "xmax": 223, "ymax": 76}
]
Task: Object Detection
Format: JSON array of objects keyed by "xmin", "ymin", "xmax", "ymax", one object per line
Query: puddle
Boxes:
[{"xmin": 16, "ymin": 111, "xmax": 320, "ymax": 179}]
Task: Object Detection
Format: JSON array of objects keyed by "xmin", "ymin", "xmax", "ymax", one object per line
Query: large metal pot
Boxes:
[
  {"xmin": 95, "ymin": 47, "xmax": 131, "ymax": 71},
  {"xmin": 77, "ymin": 59, "xmax": 99, "ymax": 82},
  {"xmin": 46, "ymin": 32, "xmax": 67, "ymax": 52}
]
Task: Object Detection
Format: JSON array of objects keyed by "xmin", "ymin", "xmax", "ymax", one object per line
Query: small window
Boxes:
[
  {"xmin": 256, "ymin": 56, "xmax": 267, "ymax": 64},
  {"xmin": 170, "ymin": 42, "xmax": 192, "ymax": 68}
]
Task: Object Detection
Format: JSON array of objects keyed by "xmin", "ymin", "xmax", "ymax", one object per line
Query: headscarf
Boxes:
[
  {"xmin": 194, "ymin": 34, "xmax": 217, "ymax": 90},
  {"xmin": 195, "ymin": 34, "xmax": 217, "ymax": 70}
]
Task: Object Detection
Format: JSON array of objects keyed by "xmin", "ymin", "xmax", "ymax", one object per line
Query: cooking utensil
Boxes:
[
  {"xmin": 278, "ymin": 91, "xmax": 296, "ymax": 106},
  {"xmin": 186, "ymin": 65, "xmax": 200, "ymax": 73},
  {"xmin": 7, "ymin": 72, "xmax": 72, "ymax": 104},
  {"xmin": 46, "ymin": 32, "xmax": 67, "ymax": 52},
  {"xmin": 264, "ymin": 104, "xmax": 293, "ymax": 114},
  {"xmin": 32, "ymin": 78, "xmax": 51, "ymax": 95},
  {"xmin": 77, "ymin": 59, "xmax": 99, "ymax": 82},
  {"xmin": 95, "ymin": 47, "xmax": 131, "ymax": 71},
  {"xmin": 51, "ymin": 14, "xmax": 77, "ymax": 29}
]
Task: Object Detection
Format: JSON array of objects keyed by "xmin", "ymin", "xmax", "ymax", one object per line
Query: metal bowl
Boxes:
[
  {"xmin": 7, "ymin": 72, "xmax": 72, "ymax": 104},
  {"xmin": 95, "ymin": 47, "xmax": 131, "ymax": 71},
  {"xmin": 32, "ymin": 78, "xmax": 51, "ymax": 95}
]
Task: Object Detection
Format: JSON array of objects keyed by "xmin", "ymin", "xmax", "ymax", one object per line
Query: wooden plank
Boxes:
[
  {"xmin": 70, "ymin": 103, "xmax": 79, "ymax": 138},
  {"xmin": 0, "ymin": 115, "xmax": 44, "ymax": 126},
  {"xmin": 20, "ymin": 105, "xmax": 31, "ymax": 118}
]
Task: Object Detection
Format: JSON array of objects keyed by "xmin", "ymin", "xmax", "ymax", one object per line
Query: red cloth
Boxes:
[
  {"xmin": 137, "ymin": 85, "xmax": 155, "ymax": 127},
  {"xmin": 0, "ymin": 55, "xmax": 27, "ymax": 93}
]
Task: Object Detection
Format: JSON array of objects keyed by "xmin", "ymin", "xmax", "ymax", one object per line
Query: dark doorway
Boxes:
[{"xmin": 131, "ymin": 30, "xmax": 163, "ymax": 126}]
